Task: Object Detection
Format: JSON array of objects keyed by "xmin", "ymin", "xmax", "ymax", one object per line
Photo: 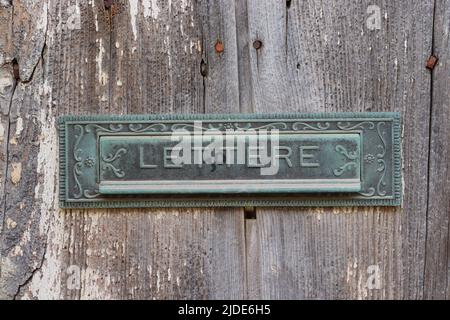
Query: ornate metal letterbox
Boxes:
[{"xmin": 59, "ymin": 113, "xmax": 401, "ymax": 208}]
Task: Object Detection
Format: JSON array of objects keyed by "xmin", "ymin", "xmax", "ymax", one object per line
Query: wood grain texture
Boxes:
[
  {"xmin": 0, "ymin": 0, "xmax": 448, "ymax": 300},
  {"xmin": 103, "ymin": 0, "xmax": 246, "ymax": 299},
  {"xmin": 200, "ymin": 0, "xmax": 240, "ymax": 114},
  {"xmin": 0, "ymin": 0, "xmax": 246, "ymax": 299},
  {"xmin": 0, "ymin": 0, "xmax": 53, "ymax": 298},
  {"xmin": 246, "ymin": 0, "xmax": 434, "ymax": 299},
  {"xmin": 424, "ymin": 0, "xmax": 450, "ymax": 299},
  {"xmin": 244, "ymin": 218, "xmax": 261, "ymax": 299}
]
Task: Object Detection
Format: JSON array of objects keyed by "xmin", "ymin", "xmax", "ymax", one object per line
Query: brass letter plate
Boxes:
[{"xmin": 59, "ymin": 113, "xmax": 401, "ymax": 208}]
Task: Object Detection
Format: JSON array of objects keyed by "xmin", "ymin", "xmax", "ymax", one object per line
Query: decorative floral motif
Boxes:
[
  {"xmin": 292, "ymin": 122, "xmax": 330, "ymax": 131},
  {"xmin": 364, "ymin": 154, "xmax": 376, "ymax": 164},
  {"xmin": 129, "ymin": 123, "xmax": 168, "ymax": 132},
  {"xmin": 72, "ymin": 125, "xmax": 84, "ymax": 199},
  {"xmin": 337, "ymin": 121, "xmax": 375, "ymax": 130},
  {"xmin": 67, "ymin": 118, "xmax": 395, "ymax": 203},
  {"xmin": 360, "ymin": 122, "xmax": 387, "ymax": 197},
  {"xmin": 223, "ymin": 123, "xmax": 235, "ymax": 130},
  {"xmin": 102, "ymin": 148, "xmax": 127, "ymax": 178},
  {"xmin": 172, "ymin": 122, "xmax": 287, "ymax": 132},
  {"xmin": 333, "ymin": 145, "xmax": 359, "ymax": 177},
  {"xmin": 85, "ymin": 123, "xmax": 123, "ymax": 133},
  {"xmin": 72, "ymin": 124, "xmax": 123, "ymax": 199},
  {"xmin": 376, "ymin": 122, "xmax": 387, "ymax": 196},
  {"xmin": 84, "ymin": 156, "xmax": 95, "ymax": 168}
]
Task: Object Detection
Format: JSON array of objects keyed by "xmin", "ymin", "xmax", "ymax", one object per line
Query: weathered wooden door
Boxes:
[{"xmin": 0, "ymin": 0, "xmax": 448, "ymax": 299}]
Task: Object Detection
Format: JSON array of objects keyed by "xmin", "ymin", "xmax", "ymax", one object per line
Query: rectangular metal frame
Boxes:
[{"xmin": 59, "ymin": 112, "xmax": 402, "ymax": 208}]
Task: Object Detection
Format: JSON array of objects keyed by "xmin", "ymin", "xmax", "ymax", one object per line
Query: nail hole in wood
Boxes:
[
  {"xmin": 200, "ymin": 59, "xmax": 208, "ymax": 77},
  {"xmin": 12, "ymin": 59, "xmax": 20, "ymax": 80},
  {"xmin": 244, "ymin": 207, "xmax": 257, "ymax": 220},
  {"xmin": 104, "ymin": 0, "xmax": 113, "ymax": 10},
  {"xmin": 253, "ymin": 40, "xmax": 263, "ymax": 50}
]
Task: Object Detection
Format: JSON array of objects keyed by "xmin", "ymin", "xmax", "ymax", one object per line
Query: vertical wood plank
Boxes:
[
  {"xmin": 424, "ymin": 0, "xmax": 450, "ymax": 299},
  {"xmin": 234, "ymin": 0, "xmax": 253, "ymax": 113},
  {"xmin": 0, "ymin": 0, "xmax": 246, "ymax": 299},
  {"xmin": 200, "ymin": 0, "xmax": 240, "ymax": 114},
  {"xmin": 44, "ymin": 0, "xmax": 245, "ymax": 299},
  {"xmin": 0, "ymin": 2, "xmax": 15, "ymax": 237},
  {"xmin": 246, "ymin": 0, "xmax": 433, "ymax": 299},
  {"xmin": 244, "ymin": 218, "xmax": 261, "ymax": 299},
  {"xmin": 0, "ymin": 0, "xmax": 57, "ymax": 299},
  {"xmin": 0, "ymin": 0, "xmax": 118, "ymax": 299}
]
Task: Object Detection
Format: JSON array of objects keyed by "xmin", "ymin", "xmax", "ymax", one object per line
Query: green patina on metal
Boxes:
[{"xmin": 59, "ymin": 112, "xmax": 402, "ymax": 208}]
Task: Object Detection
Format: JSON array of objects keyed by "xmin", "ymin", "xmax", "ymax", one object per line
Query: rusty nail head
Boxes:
[
  {"xmin": 104, "ymin": 0, "xmax": 113, "ymax": 9},
  {"xmin": 215, "ymin": 41, "xmax": 224, "ymax": 53},
  {"xmin": 111, "ymin": 4, "xmax": 118, "ymax": 16},
  {"xmin": 253, "ymin": 40, "xmax": 262, "ymax": 50},
  {"xmin": 426, "ymin": 55, "xmax": 438, "ymax": 70}
]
